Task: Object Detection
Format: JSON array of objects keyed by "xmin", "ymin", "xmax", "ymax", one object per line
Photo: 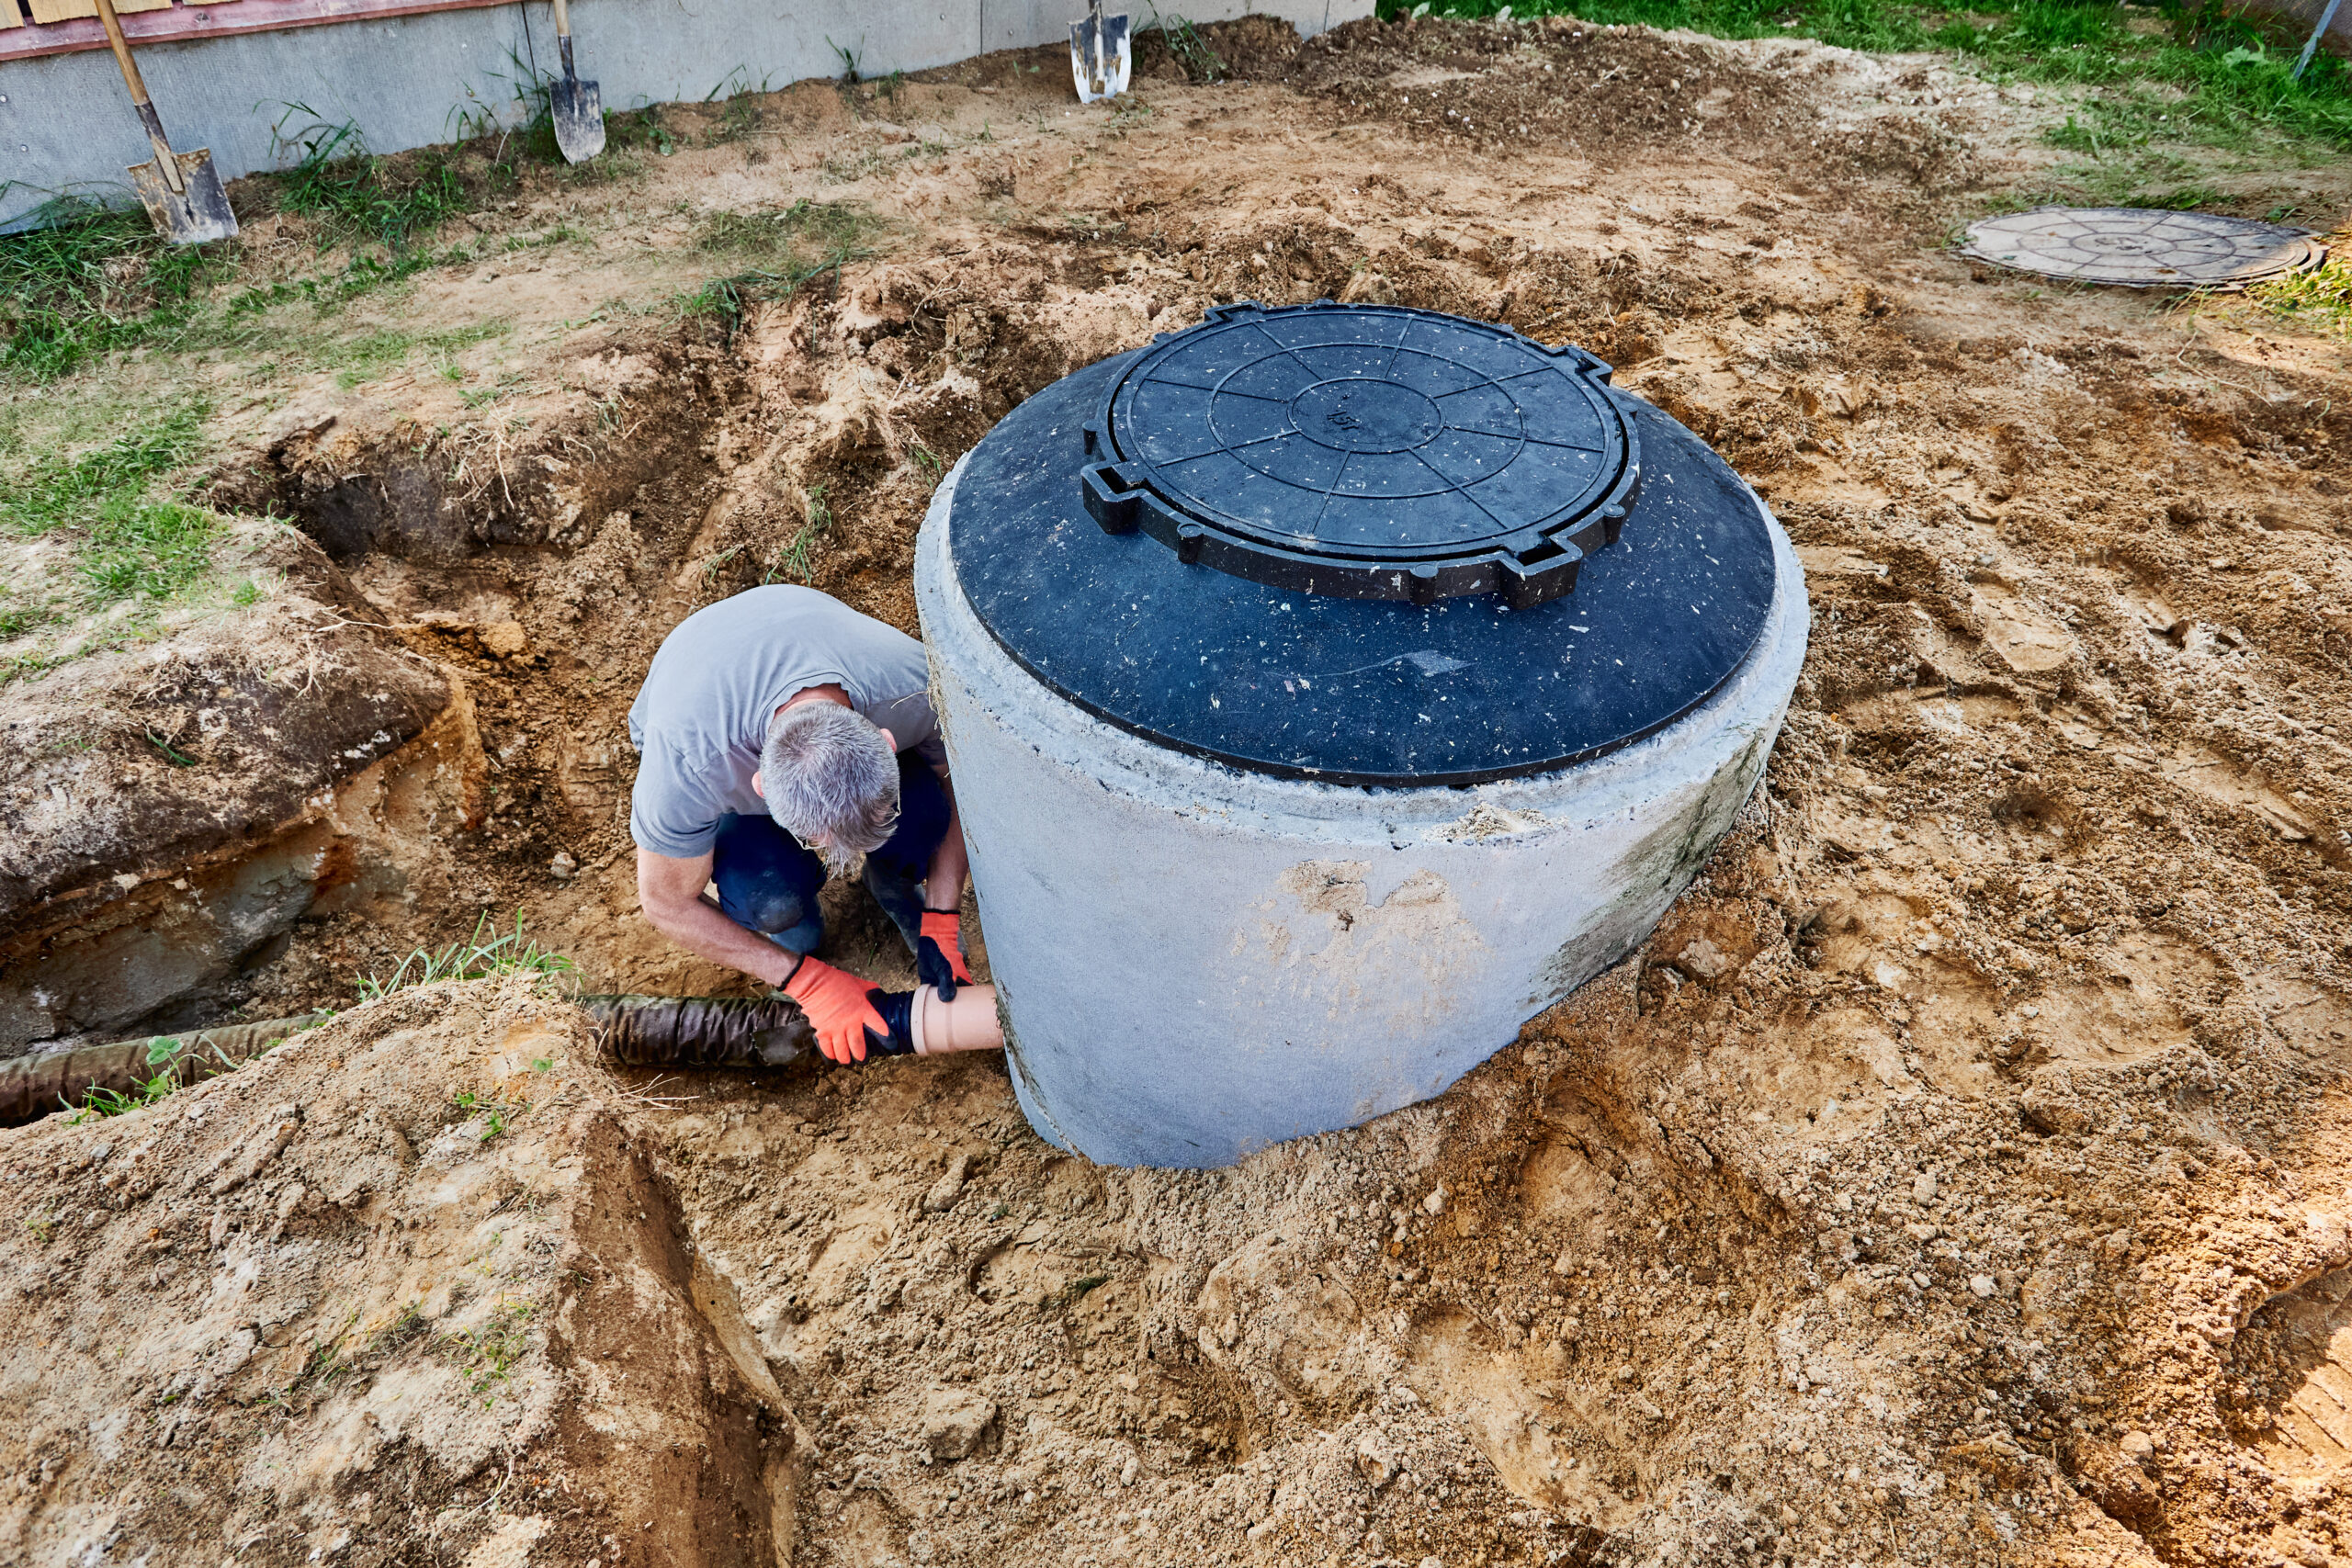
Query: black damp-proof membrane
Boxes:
[{"xmin": 949, "ymin": 334, "xmax": 1780, "ymax": 786}]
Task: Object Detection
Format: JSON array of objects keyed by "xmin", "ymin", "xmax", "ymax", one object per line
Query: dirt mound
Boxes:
[
  {"xmin": 0, "ymin": 525, "xmax": 462, "ymax": 1053},
  {"xmin": 0, "ymin": 979, "xmax": 810, "ymax": 1567},
  {"xmin": 2, "ymin": 17, "xmax": 2350, "ymax": 1563}
]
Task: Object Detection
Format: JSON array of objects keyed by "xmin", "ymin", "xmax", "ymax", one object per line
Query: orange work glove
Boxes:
[
  {"xmin": 784, "ymin": 954, "xmax": 889, "ymax": 1064},
  {"xmin": 917, "ymin": 908, "xmax": 973, "ymax": 998}
]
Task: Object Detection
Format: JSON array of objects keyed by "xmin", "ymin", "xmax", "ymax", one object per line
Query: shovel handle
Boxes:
[
  {"xmin": 549, "ymin": 0, "xmax": 571, "ymax": 41},
  {"xmin": 93, "ymin": 0, "xmax": 149, "ymax": 105},
  {"xmin": 94, "ymin": 0, "xmax": 187, "ymax": 197}
]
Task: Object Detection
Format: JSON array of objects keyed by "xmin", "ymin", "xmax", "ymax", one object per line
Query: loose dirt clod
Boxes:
[{"xmin": 3, "ymin": 15, "xmax": 2350, "ymax": 1567}]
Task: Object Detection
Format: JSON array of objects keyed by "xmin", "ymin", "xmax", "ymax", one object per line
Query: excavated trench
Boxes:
[
  {"xmin": 6, "ymin": 21, "xmax": 2352, "ymax": 1563},
  {"xmin": 5, "ymin": 286, "xmax": 2348, "ymax": 1566}
]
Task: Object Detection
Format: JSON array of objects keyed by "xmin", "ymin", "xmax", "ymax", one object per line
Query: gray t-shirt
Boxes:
[{"xmin": 628, "ymin": 586, "xmax": 945, "ymax": 859}]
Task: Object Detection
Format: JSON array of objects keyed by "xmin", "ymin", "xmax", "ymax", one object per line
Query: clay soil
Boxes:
[{"xmin": 6, "ymin": 14, "xmax": 2352, "ymax": 1568}]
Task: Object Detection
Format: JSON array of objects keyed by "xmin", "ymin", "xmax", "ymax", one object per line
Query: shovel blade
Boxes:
[
  {"xmin": 1068, "ymin": 12, "xmax": 1132, "ymax": 103},
  {"xmin": 549, "ymin": 74, "xmax": 606, "ymax": 164},
  {"xmin": 127, "ymin": 148, "xmax": 238, "ymax": 246}
]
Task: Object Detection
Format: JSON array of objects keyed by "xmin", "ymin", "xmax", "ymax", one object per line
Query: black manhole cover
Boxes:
[
  {"xmin": 1959, "ymin": 207, "xmax": 2326, "ymax": 290},
  {"xmin": 1079, "ymin": 302, "xmax": 1641, "ymax": 606},
  {"xmin": 946, "ymin": 303, "xmax": 1782, "ymax": 785}
]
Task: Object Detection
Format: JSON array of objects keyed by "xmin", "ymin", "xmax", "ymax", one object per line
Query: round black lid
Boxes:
[
  {"xmin": 949, "ymin": 302, "xmax": 1779, "ymax": 787},
  {"xmin": 1080, "ymin": 303, "xmax": 1638, "ymax": 606}
]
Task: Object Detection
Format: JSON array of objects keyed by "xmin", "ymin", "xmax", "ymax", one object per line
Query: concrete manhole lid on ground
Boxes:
[{"xmin": 1960, "ymin": 207, "xmax": 2326, "ymax": 290}]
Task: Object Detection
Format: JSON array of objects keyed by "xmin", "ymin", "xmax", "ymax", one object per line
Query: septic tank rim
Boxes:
[{"xmin": 918, "ymin": 436, "xmax": 1811, "ymax": 829}]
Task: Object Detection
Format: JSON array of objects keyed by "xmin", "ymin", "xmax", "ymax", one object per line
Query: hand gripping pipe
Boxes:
[{"xmin": 585, "ymin": 983, "xmax": 1005, "ymax": 1069}]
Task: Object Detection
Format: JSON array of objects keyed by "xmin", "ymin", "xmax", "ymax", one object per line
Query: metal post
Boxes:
[{"xmin": 2294, "ymin": 0, "xmax": 2345, "ymax": 79}]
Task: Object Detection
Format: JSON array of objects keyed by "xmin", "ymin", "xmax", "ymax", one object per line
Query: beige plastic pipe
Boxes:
[{"xmin": 911, "ymin": 983, "xmax": 1005, "ymax": 1055}]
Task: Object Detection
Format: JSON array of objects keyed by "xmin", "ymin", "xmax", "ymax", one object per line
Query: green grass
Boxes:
[
  {"xmin": 681, "ymin": 199, "xmax": 878, "ymax": 340},
  {"xmin": 327, "ymin": 320, "xmax": 509, "ymax": 390},
  {"xmin": 0, "ymin": 106, "xmax": 570, "ymax": 388},
  {"xmin": 776, "ymin": 480, "xmax": 832, "ymax": 581},
  {"xmin": 693, "ymin": 198, "xmax": 870, "ymax": 257},
  {"xmin": 1381, "ymin": 0, "xmax": 2352, "ymax": 152},
  {"xmin": 2249, "ymin": 227, "xmax": 2352, "ymax": 334},
  {"xmin": 1, "ymin": 403, "xmax": 224, "ymax": 657},
  {"xmin": 435, "ymin": 1300, "xmax": 537, "ymax": 1405},
  {"xmin": 60, "ymin": 1031, "xmax": 253, "ymax": 1122},
  {"xmin": 0, "ymin": 203, "xmax": 226, "ymax": 381},
  {"xmin": 269, "ymin": 111, "xmax": 476, "ymax": 253},
  {"xmin": 357, "ymin": 911, "xmax": 577, "ymax": 1000},
  {"xmin": 1144, "ymin": 6, "xmax": 1229, "ymax": 82}
]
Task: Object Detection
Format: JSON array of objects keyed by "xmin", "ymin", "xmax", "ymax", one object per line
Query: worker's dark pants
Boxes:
[{"xmin": 709, "ymin": 757, "xmax": 948, "ymax": 958}]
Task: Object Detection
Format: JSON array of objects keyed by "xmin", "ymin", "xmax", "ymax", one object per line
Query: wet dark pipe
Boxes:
[
  {"xmin": 583, "ymin": 983, "xmax": 1004, "ymax": 1068},
  {"xmin": 0, "ymin": 985, "xmax": 1003, "ymax": 1128},
  {"xmin": 0, "ymin": 1013, "xmax": 332, "ymax": 1128}
]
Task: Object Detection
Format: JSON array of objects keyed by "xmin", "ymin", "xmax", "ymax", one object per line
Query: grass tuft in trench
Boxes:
[
  {"xmin": 680, "ymin": 199, "xmax": 879, "ymax": 340},
  {"xmin": 357, "ymin": 911, "xmax": 577, "ymax": 1001}
]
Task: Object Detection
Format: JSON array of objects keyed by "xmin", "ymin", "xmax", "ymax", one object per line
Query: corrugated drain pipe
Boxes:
[{"xmin": 0, "ymin": 984, "xmax": 1003, "ymax": 1128}]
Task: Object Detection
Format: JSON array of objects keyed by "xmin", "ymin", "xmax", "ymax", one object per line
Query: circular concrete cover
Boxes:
[{"xmin": 1960, "ymin": 207, "xmax": 2326, "ymax": 290}]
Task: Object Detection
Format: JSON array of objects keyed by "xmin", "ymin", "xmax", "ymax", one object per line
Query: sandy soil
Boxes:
[{"xmin": 4, "ymin": 13, "xmax": 2352, "ymax": 1567}]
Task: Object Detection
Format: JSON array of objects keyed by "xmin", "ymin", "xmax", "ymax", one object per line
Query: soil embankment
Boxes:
[{"xmin": 2, "ymin": 14, "xmax": 2349, "ymax": 1565}]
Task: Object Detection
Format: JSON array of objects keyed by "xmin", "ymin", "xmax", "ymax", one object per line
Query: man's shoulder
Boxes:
[{"xmin": 672, "ymin": 583, "xmax": 838, "ymax": 633}]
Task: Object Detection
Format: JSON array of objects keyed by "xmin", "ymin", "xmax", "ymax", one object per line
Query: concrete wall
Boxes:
[{"xmin": 0, "ymin": 0, "xmax": 1366, "ymax": 229}]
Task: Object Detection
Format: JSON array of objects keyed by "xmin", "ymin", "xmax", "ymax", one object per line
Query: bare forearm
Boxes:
[
  {"xmin": 925, "ymin": 797, "xmax": 968, "ymax": 911},
  {"xmin": 642, "ymin": 891, "xmax": 802, "ymax": 988}
]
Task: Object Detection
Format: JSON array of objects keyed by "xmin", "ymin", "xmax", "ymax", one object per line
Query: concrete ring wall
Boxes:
[
  {"xmin": 0, "ymin": 0, "xmax": 1368, "ymax": 231},
  {"xmin": 915, "ymin": 426, "xmax": 1811, "ymax": 1170}
]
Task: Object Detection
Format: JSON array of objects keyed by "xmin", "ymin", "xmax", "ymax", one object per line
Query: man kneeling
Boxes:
[{"xmin": 628, "ymin": 585, "xmax": 971, "ymax": 1063}]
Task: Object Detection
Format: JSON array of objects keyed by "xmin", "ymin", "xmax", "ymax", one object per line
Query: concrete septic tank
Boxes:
[{"xmin": 915, "ymin": 302, "xmax": 1808, "ymax": 1168}]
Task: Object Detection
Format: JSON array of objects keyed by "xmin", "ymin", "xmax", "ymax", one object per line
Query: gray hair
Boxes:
[{"xmin": 760, "ymin": 703, "xmax": 899, "ymax": 873}]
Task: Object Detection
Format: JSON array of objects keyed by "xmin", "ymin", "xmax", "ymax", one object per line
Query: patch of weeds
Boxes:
[
  {"xmin": 267, "ymin": 108, "xmax": 472, "ymax": 253},
  {"xmin": 775, "ymin": 481, "xmax": 831, "ymax": 581},
  {"xmin": 23, "ymin": 1211, "xmax": 57, "ymax": 1244},
  {"xmin": 144, "ymin": 728, "xmax": 199, "ymax": 767},
  {"xmin": 910, "ymin": 445, "xmax": 945, "ymax": 492},
  {"xmin": 372, "ymin": 1303, "xmax": 431, "ymax": 1359},
  {"xmin": 0, "ymin": 592, "xmax": 56, "ymax": 642},
  {"xmin": 434, "ymin": 1300, "xmax": 537, "ymax": 1405},
  {"xmin": 1145, "ymin": 6, "xmax": 1227, "ymax": 83},
  {"xmin": 704, "ymin": 68, "xmax": 775, "ymax": 143},
  {"xmin": 693, "ymin": 199, "xmax": 869, "ymax": 258},
  {"xmin": 2250, "ymin": 231, "xmax": 2352, "ymax": 336},
  {"xmin": 330, "ymin": 320, "xmax": 507, "ymax": 391},
  {"xmin": 450, "ymin": 1089, "xmax": 524, "ymax": 1143},
  {"xmin": 820, "ymin": 146, "xmax": 900, "ymax": 184},
  {"xmin": 357, "ymin": 910, "xmax": 576, "ymax": 1000},
  {"xmin": 60, "ymin": 1032, "xmax": 244, "ymax": 1122},
  {"xmin": 680, "ymin": 202, "xmax": 876, "ymax": 342},
  {"xmin": 0, "ymin": 200, "xmax": 226, "ymax": 382},
  {"xmin": 608, "ymin": 107, "xmax": 680, "ymax": 157},
  {"xmin": 62, "ymin": 1069, "xmax": 179, "ymax": 1122},
  {"xmin": 828, "ymin": 36, "xmax": 865, "ymax": 110}
]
